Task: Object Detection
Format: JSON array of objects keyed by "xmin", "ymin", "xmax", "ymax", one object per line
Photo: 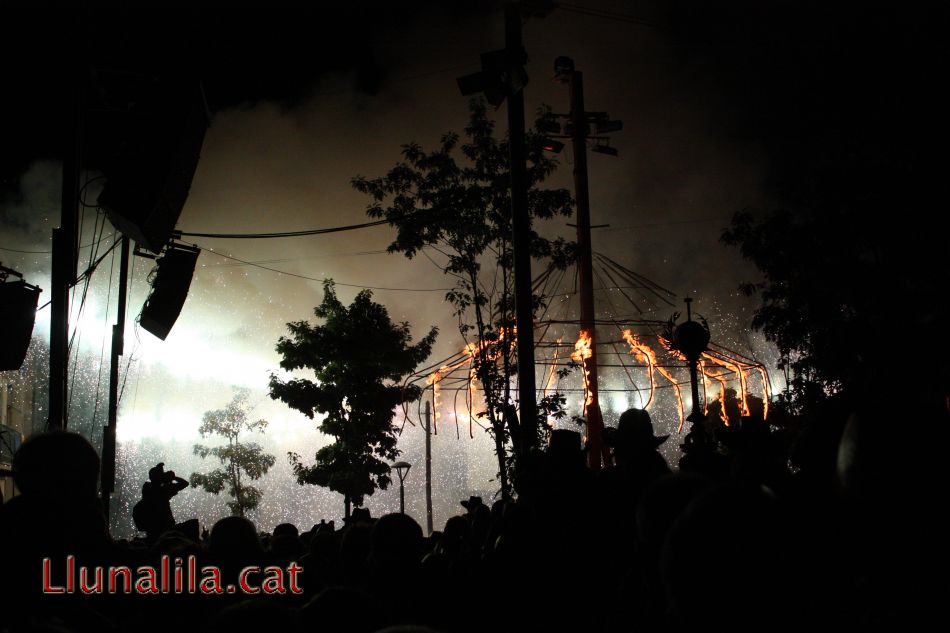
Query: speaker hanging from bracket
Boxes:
[
  {"xmin": 95, "ymin": 74, "xmax": 210, "ymax": 254},
  {"xmin": 0, "ymin": 264, "xmax": 42, "ymax": 371},
  {"xmin": 139, "ymin": 243, "xmax": 200, "ymax": 340}
]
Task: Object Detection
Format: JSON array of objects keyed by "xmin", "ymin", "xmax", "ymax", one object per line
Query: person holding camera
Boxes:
[{"xmin": 133, "ymin": 462, "xmax": 190, "ymax": 542}]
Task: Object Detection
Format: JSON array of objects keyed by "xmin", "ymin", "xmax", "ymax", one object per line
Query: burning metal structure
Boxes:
[{"xmin": 403, "ymin": 252, "xmax": 772, "ymax": 453}]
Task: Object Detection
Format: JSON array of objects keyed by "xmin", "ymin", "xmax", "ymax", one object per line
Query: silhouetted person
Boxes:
[
  {"xmin": 659, "ymin": 483, "xmax": 800, "ymax": 633},
  {"xmin": 207, "ymin": 515, "xmax": 265, "ymax": 590},
  {"xmin": 612, "ymin": 473, "xmax": 714, "ymax": 631},
  {"xmin": 133, "ymin": 462, "xmax": 188, "ymax": 542},
  {"xmin": 602, "ymin": 409, "xmax": 671, "ymax": 506},
  {"xmin": 0, "ymin": 432, "xmax": 112, "ymax": 628},
  {"xmin": 299, "ymin": 586, "xmax": 382, "ymax": 633},
  {"xmin": 369, "ymin": 513, "xmax": 426, "ymax": 625},
  {"xmin": 459, "ymin": 496, "xmax": 490, "ymax": 552},
  {"xmin": 210, "ymin": 598, "xmax": 297, "ymax": 633},
  {"xmin": 835, "ymin": 397, "xmax": 950, "ymax": 628}
]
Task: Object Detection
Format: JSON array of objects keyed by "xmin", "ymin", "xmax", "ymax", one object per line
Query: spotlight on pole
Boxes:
[
  {"xmin": 139, "ymin": 243, "xmax": 200, "ymax": 340},
  {"xmin": 595, "ymin": 120, "xmax": 624, "ymax": 134},
  {"xmin": 592, "ymin": 143, "xmax": 618, "ymax": 157},
  {"xmin": 0, "ymin": 264, "xmax": 42, "ymax": 371},
  {"xmin": 457, "ymin": 48, "xmax": 529, "ymax": 107}
]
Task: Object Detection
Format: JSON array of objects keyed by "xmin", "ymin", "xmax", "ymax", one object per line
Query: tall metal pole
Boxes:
[
  {"xmin": 48, "ymin": 229, "xmax": 69, "ymax": 430},
  {"xmin": 683, "ymin": 299, "xmax": 704, "ymax": 424},
  {"xmin": 101, "ymin": 237, "xmax": 130, "ymax": 524},
  {"xmin": 49, "ymin": 67, "xmax": 82, "ymax": 430},
  {"xmin": 424, "ymin": 400, "xmax": 433, "ymax": 535},
  {"xmin": 505, "ymin": 2, "xmax": 538, "ymax": 456},
  {"xmin": 569, "ymin": 71, "xmax": 606, "ymax": 469}
]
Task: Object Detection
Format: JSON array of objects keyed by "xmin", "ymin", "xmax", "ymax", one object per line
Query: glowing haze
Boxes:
[{"xmin": 0, "ymin": 4, "xmax": 779, "ymax": 535}]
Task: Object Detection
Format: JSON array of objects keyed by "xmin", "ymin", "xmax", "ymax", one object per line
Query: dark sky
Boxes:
[{"xmin": 4, "ymin": 0, "xmax": 943, "ymax": 406}]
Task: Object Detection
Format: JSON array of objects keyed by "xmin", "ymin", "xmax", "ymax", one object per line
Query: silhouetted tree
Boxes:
[
  {"xmin": 190, "ymin": 389, "xmax": 276, "ymax": 518},
  {"xmin": 269, "ymin": 279, "xmax": 437, "ymax": 519},
  {"xmin": 672, "ymin": 1, "xmax": 949, "ymax": 412},
  {"xmin": 352, "ymin": 98, "xmax": 575, "ymax": 499},
  {"xmin": 722, "ymin": 206, "xmax": 948, "ymax": 413}
]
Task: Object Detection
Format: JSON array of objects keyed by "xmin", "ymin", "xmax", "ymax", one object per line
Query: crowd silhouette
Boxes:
[{"xmin": 1, "ymin": 398, "xmax": 948, "ymax": 633}]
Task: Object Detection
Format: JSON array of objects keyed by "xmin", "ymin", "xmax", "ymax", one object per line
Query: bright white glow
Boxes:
[
  {"xmin": 135, "ymin": 328, "xmax": 275, "ymax": 389},
  {"xmin": 609, "ymin": 391, "xmax": 629, "ymax": 413},
  {"xmin": 117, "ymin": 406, "xmax": 201, "ymax": 443}
]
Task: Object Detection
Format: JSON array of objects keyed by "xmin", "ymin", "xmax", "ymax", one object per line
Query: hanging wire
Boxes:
[
  {"xmin": 90, "ymin": 238, "xmax": 118, "ymax": 428},
  {"xmin": 190, "ymin": 243, "xmax": 454, "ymax": 293}
]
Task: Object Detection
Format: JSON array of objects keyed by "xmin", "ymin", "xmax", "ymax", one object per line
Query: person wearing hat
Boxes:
[
  {"xmin": 460, "ymin": 496, "xmax": 484, "ymax": 514},
  {"xmin": 459, "ymin": 496, "xmax": 490, "ymax": 549},
  {"xmin": 611, "ymin": 409, "xmax": 670, "ymax": 460},
  {"xmin": 602, "ymin": 409, "xmax": 671, "ymax": 504}
]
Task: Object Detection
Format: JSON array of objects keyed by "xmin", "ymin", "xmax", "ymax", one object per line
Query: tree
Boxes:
[
  {"xmin": 351, "ymin": 98, "xmax": 574, "ymax": 499},
  {"xmin": 722, "ymin": 205, "xmax": 949, "ymax": 415},
  {"xmin": 269, "ymin": 279, "xmax": 437, "ymax": 519},
  {"xmin": 673, "ymin": 2, "xmax": 949, "ymax": 413},
  {"xmin": 190, "ymin": 389, "xmax": 276, "ymax": 518}
]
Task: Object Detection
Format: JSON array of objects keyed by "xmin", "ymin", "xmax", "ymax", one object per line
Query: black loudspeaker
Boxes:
[
  {"xmin": 139, "ymin": 244, "xmax": 200, "ymax": 340},
  {"xmin": 97, "ymin": 79, "xmax": 208, "ymax": 254},
  {"xmin": 0, "ymin": 280, "xmax": 41, "ymax": 370}
]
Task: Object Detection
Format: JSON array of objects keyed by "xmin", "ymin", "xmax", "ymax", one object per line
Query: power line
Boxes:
[
  {"xmin": 0, "ymin": 232, "xmax": 116, "ymax": 255},
  {"xmin": 555, "ymin": 2, "xmax": 654, "ymax": 27},
  {"xmin": 192, "ymin": 243, "xmax": 454, "ymax": 293},
  {"xmin": 173, "ymin": 218, "xmax": 390, "ymax": 240},
  {"xmin": 208, "ymin": 249, "xmax": 390, "ymax": 267}
]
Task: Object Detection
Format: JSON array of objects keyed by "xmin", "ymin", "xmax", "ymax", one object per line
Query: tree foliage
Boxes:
[
  {"xmin": 351, "ymin": 98, "xmax": 575, "ymax": 498},
  {"xmin": 723, "ymin": 203, "xmax": 948, "ymax": 413},
  {"xmin": 677, "ymin": 2, "xmax": 949, "ymax": 413},
  {"xmin": 269, "ymin": 279, "xmax": 437, "ymax": 515},
  {"xmin": 190, "ymin": 389, "xmax": 276, "ymax": 517}
]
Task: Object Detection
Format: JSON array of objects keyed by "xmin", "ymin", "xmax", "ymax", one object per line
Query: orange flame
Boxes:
[
  {"xmin": 699, "ymin": 359, "xmax": 710, "ymax": 416},
  {"xmin": 624, "ymin": 331, "xmax": 685, "ymax": 432},
  {"xmin": 705, "ymin": 367, "xmax": 731, "ymax": 426},
  {"xmin": 426, "ymin": 365, "xmax": 452, "ymax": 429},
  {"xmin": 571, "ymin": 330, "xmax": 594, "ymax": 411},
  {"xmin": 621, "ymin": 330, "xmax": 656, "ymax": 408},
  {"xmin": 754, "ymin": 365, "xmax": 770, "ymax": 420},
  {"xmin": 702, "ymin": 352, "xmax": 750, "ymax": 417}
]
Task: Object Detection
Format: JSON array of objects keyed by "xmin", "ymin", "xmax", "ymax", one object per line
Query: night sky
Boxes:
[{"xmin": 2, "ymin": 1, "xmax": 942, "ymax": 532}]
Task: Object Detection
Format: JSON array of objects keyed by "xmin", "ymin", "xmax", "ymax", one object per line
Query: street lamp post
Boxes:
[
  {"xmin": 667, "ymin": 298, "xmax": 712, "ymax": 455},
  {"xmin": 392, "ymin": 461, "xmax": 412, "ymax": 515}
]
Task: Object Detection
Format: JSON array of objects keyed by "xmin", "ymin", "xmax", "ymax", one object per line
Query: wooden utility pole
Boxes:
[
  {"xmin": 49, "ymin": 69, "xmax": 82, "ymax": 430},
  {"xmin": 424, "ymin": 399, "xmax": 433, "ymax": 535},
  {"xmin": 100, "ymin": 236, "xmax": 130, "ymax": 524},
  {"xmin": 505, "ymin": 2, "xmax": 538, "ymax": 456},
  {"xmin": 569, "ymin": 70, "xmax": 607, "ymax": 469}
]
